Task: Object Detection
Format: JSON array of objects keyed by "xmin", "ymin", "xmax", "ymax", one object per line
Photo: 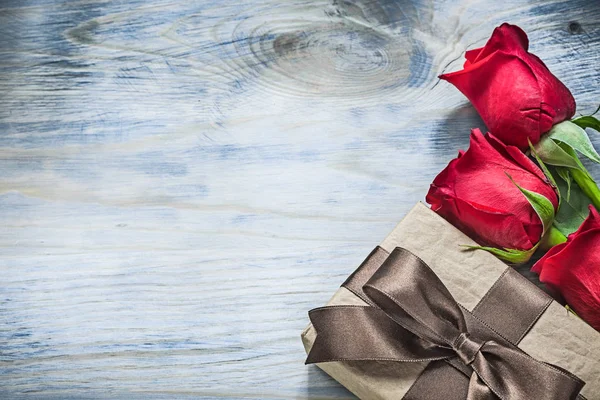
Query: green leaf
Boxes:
[
  {"xmin": 560, "ymin": 144, "xmax": 600, "ymax": 212},
  {"xmin": 550, "ymin": 165, "xmax": 593, "ymax": 236},
  {"xmin": 506, "ymin": 173, "xmax": 555, "ymax": 235},
  {"xmin": 547, "ymin": 120, "xmax": 600, "ymax": 164},
  {"xmin": 554, "ymin": 201, "xmax": 589, "ymax": 236},
  {"xmin": 572, "ymin": 115, "xmax": 600, "ymax": 132},
  {"xmin": 461, "ymin": 245, "xmax": 536, "ymax": 264},
  {"xmin": 555, "ymin": 167, "xmax": 572, "ymax": 201},
  {"xmin": 534, "ymin": 135, "xmax": 584, "ymax": 171}
]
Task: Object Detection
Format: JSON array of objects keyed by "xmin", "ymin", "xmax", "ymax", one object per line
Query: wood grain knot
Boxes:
[
  {"xmin": 568, "ymin": 21, "xmax": 582, "ymax": 34},
  {"xmin": 212, "ymin": 2, "xmax": 424, "ymax": 101}
]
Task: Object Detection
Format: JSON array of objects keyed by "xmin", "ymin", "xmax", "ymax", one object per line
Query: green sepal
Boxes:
[
  {"xmin": 555, "ymin": 167, "xmax": 572, "ymax": 201},
  {"xmin": 528, "ymin": 139, "xmax": 558, "ymax": 191},
  {"xmin": 461, "ymin": 245, "xmax": 536, "ymax": 264},
  {"xmin": 540, "ymin": 225, "xmax": 567, "ymax": 250},
  {"xmin": 547, "ymin": 120, "xmax": 600, "ymax": 164},
  {"xmin": 565, "ymin": 305, "xmax": 581, "ymax": 319},
  {"xmin": 534, "ymin": 134, "xmax": 585, "ymax": 171},
  {"xmin": 505, "ymin": 173, "xmax": 555, "ymax": 236}
]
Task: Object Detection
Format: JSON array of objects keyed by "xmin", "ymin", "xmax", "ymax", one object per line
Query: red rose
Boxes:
[
  {"xmin": 426, "ymin": 128, "xmax": 558, "ymax": 250},
  {"xmin": 440, "ymin": 23, "xmax": 575, "ymax": 150},
  {"xmin": 532, "ymin": 206, "xmax": 600, "ymax": 331}
]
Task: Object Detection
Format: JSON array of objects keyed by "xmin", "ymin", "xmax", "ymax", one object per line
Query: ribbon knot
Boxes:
[
  {"xmin": 307, "ymin": 247, "xmax": 585, "ymax": 400},
  {"xmin": 453, "ymin": 332, "xmax": 484, "ymax": 366}
]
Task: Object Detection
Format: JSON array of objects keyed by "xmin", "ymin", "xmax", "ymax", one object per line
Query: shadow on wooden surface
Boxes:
[{"xmin": 0, "ymin": 0, "xmax": 599, "ymax": 398}]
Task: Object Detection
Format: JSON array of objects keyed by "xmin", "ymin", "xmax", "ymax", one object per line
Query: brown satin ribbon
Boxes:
[{"xmin": 306, "ymin": 247, "xmax": 585, "ymax": 400}]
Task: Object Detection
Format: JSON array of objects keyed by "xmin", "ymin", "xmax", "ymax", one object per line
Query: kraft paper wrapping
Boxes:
[{"xmin": 301, "ymin": 202, "xmax": 600, "ymax": 399}]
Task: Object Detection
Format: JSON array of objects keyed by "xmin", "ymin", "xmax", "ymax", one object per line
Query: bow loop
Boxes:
[
  {"xmin": 306, "ymin": 247, "xmax": 585, "ymax": 400},
  {"xmin": 363, "ymin": 248, "xmax": 467, "ymax": 347}
]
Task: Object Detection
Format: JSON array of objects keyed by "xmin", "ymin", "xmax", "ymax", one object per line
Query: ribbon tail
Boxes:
[
  {"xmin": 306, "ymin": 305, "xmax": 453, "ymax": 365},
  {"xmin": 473, "ymin": 341, "xmax": 585, "ymax": 400},
  {"xmin": 467, "ymin": 372, "xmax": 497, "ymax": 400}
]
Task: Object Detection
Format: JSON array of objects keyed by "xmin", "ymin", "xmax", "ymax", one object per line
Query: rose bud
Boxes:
[
  {"xmin": 440, "ymin": 23, "xmax": 575, "ymax": 150},
  {"xmin": 426, "ymin": 128, "xmax": 558, "ymax": 253},
  {"xmin": 532, "ymin": 206, "xmax": 600, "ymax": 331}
]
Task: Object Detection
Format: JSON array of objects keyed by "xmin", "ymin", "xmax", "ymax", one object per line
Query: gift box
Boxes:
[{"xmin": 301, "ymin": 203, "xmax": 600, "ymax": 399}]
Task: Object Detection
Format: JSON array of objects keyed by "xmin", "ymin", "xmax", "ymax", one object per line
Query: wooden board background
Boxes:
[{"xmin": 1, "ymin": 0, "xmax": 599, "ymax": 398}]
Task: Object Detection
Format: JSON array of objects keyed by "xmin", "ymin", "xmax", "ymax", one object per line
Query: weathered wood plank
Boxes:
[{"xmin": 1, "ymin": 0, "xmax": 599, "ymax": 398}]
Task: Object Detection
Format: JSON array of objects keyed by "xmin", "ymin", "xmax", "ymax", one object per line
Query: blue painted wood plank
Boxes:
[{"xmin": 0, "ymin": 0, "xmax": 599, "ymax": 398}]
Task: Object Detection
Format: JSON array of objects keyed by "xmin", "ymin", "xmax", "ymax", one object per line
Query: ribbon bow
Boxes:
[{"xmin": 306, "ymin": 247, "xmax": 584, "ymax": 400}]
